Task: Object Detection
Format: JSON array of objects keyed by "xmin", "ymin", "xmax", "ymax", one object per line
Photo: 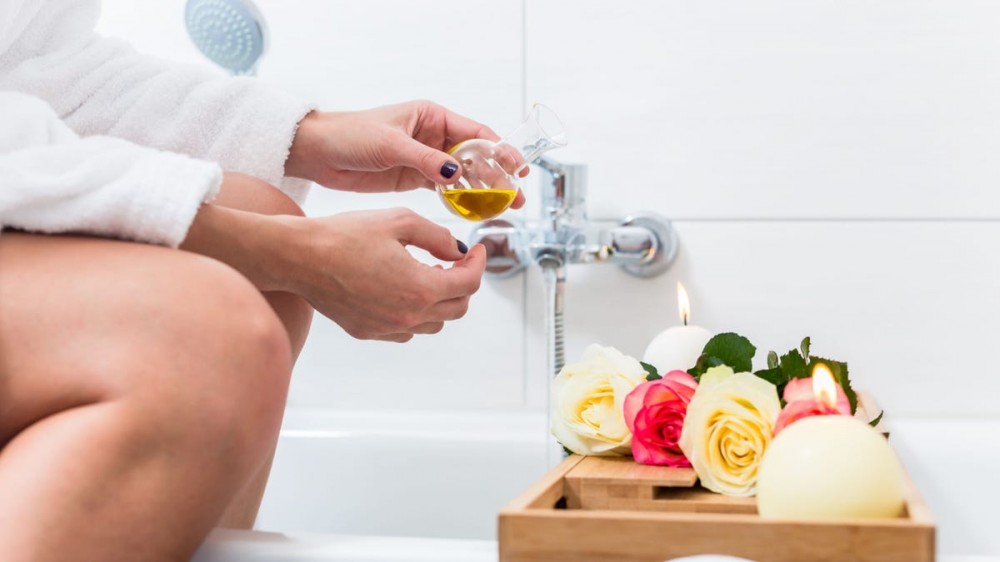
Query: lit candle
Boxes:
[
  {"xmin": 757, "ymin": 416, "xmax": 906, "ymax": 520},
  {"xmin": 773, "ymin": 363, "xmax": 852, "ymax": 435},
  {"xmin": 642, "ymin": 282, "xmax": 713, "ymax": 374}
]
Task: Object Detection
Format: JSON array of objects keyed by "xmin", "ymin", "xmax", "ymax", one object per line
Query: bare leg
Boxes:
[
  {"xmin": 208, "ymin": 177, "xmax": 314, "ymax": 528},
  {"xmin": 0, "ymin": 234, "xmax": 293, "ymax": 561},
  {"xmin": 210, "ymin": 176, "xmax": 315, "ymax": 358}
]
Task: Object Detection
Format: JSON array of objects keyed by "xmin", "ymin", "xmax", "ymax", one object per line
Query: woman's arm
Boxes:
[{"xmin": 0, "ymin": 92, "xmax": 220, "ymax": 247}]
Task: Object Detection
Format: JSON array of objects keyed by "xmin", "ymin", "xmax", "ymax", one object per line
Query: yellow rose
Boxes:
[
  {"xmin": 679, "ymin": 365, "xmax": 781, "ymax": 496},
  {"xmin": 551, "ymin": 344, "xmax": 646, "ymax": 456}
]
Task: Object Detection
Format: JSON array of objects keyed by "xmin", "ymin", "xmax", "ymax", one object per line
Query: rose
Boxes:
[
  {"xmin": 678, "ymin": 365, "xmax": 781, "ymax": 496},
  {"xmin": 773, "ymin": 377, "xmax": 851, "ymax": 435},
  {"xmin": 551, "ymin": 344, "xmax": 647, "ymax": 456},
  {"xmin": 623, "ymin": 370, "xmax": 698, "ymax": 467}
]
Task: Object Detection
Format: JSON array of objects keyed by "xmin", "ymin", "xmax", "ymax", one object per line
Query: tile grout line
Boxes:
[
  {"xmin": 583, "ymin": 217, "xmax": 1000, "ymax": 224},
  {"xmin": 437, "ymin": 217, "xmax": 1000, "ymax": 227}
]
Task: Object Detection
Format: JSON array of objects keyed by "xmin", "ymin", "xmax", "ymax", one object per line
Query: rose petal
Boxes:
[
  {"xmin": 623, "ymin": 381, "xmax": 655, "ymax": 433},
  {"xmin": 662, "ymin": 369, "xmax": 699, "ymax": 397}
]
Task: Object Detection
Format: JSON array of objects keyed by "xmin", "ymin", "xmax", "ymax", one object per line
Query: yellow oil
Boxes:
[{"xmin": 441, "ymin": 189, "xmax": 517, "ymax": 221}]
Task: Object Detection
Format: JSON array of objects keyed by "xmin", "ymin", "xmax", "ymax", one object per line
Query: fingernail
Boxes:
[
  {"xmin": 457, "ymin": 240, "xmax": 469, "ymax": 254},
  {"xmin": 441, "ymin": 162, "xmax": 459, "ymax": 179}
]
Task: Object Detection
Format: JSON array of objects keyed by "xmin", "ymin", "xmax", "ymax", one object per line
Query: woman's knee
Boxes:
[
  {"xmin": 0, "ymin": 235, "xmax": 292, "ymax": 466},
  {"xmin": 31, "ymin": 244, "xmax": 291, "ymax": 463},
  {"xmin": 213, "ymin": 172, "xmax": 306, "ymax": 218},
  {"xmin": 94, "ymin": 250, "xmax": 293, "ymax": 461}
]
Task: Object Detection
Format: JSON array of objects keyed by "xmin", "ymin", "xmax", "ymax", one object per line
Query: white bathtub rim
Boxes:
[
  {"xmin": 194, "ymin": 529, "xmax": 497, "ymax": 562},
  {"xmin": 278, "ymin": 408, "xmax": 549, "ymax": 444}
]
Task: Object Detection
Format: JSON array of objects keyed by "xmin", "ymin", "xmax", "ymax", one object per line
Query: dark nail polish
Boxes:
[
  {"xmin": 457, "ymin": 240, "xmax": 469, "ymax": 254},
  {"xmin": 441, "ymin": 162, "xmax": 459, "ymax": 179}
]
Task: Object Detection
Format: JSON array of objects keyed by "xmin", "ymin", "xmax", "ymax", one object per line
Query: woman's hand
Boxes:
[
  {"xmin": 183, "ymin": 177, "xmax": 486, "ymax": 342},
  {"xmin": 285, "ymin": 100, "xmax": 526, "ymax": 208},
  {"xmin": 269, "ymin": 208, "xmax": 486, "ymax": 342}
]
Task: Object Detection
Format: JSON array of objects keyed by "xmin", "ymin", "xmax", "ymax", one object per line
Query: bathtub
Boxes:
[
  {"xmin": 255, "ymin": 408, "xmax": 553, "ymax": 540},
  {"xmin": 193, "ymin": 408, "xmax": 552, "ymax": 562},
  {"xmin": 194, "ymin": 411, "xmax": 1000, "ymax": 561}
]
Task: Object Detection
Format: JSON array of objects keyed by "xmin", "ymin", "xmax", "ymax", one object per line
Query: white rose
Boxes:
[
  {"xmin": 679, "ymin": 365, "xmax": 781, "ymax": 496},
  {"xmin": 551, "ymin": 344, "xmax": 646, "ymax": 456}
]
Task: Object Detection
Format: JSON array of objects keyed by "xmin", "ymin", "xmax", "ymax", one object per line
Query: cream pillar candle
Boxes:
[
  {"xmin": 642, "ymin": 282, "xmax": 713, "ymax": 373},
  {"xmin": 757, "ymin": 416, "xmax": 906, "ymax": 520}
]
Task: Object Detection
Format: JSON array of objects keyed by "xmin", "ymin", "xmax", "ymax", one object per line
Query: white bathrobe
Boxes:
[{"xmin": 0, "ymin": 0, "xmax": 315, "ymax": 247}]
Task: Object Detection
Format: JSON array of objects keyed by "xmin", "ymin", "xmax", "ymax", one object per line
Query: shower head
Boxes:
[{"xmin": 184, "ymin": 0, "xmax": 268, "ymax": 76}]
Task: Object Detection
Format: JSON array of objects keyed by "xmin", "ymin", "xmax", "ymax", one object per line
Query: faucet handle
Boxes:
[
  {"xmin": 468, "ymin": 219, "xmax": 529, "ymax": 278},
  {"xmin": 615, "ymin": 212, "xmax": 679, "ymax": 278},
  {"xmin": 534, "ymin": 157, "xmax": 587, "ymax": 223}
]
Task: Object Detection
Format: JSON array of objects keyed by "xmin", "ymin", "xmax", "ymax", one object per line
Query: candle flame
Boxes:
[
  {"xmin": 812, "ymin": 364, "xmax": 838, "ymax": 409},
  {"xmin": 677, "ymin": 282, "xmax": 691, "ymax": 326}
]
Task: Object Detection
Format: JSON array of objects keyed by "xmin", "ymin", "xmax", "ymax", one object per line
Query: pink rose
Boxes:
[
  {"xmin": 773, "ymin": 377, "xmax": 851, "ymax": 435},
  {"xmin": 623, "ymin": 370, "xmax": 698, "ymax": 467}
]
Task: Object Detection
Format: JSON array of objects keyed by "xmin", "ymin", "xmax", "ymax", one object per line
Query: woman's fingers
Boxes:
[
  {"xmin": 392, "ymin": 209, "xmax": 466, "ymax": 262},
  {"xmin": 387, "ymin": 133, "xmax": 463, "ymax": 186},
  {"xmin": 442, "ymin": 107, "xmax": 502, "ymax": 144},
  {"xmin": 424, "ymin": 295, "xmax": 472, "ymax": 323},
  {"xmin": 378, "ymin": 333, "xmax": 415, "ymax": 343},
  {"xmin": 511, "ymin": 189, "xmax": 526, "ymax": 209},
  {"xmin": 409, "ymin": 322, "xmax": 446, "ymax": 335},
  {"xmin": 435, "ymin": 244, "xmax": 486, "ymax": 300}
]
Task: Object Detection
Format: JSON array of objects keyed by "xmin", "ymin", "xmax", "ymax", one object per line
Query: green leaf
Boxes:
[
  {"xmin": 800, "ymin": 337, "xmax": 811, "ymax": 362},
  {"xmin": 640, "ymin": 361, "xmax": 662, "ymax": 381},
  {"xmin": 754, "ymin": 367, "xmax": 787, "ymax": 387},
  {"xmin": 809, "ymin": 356, "xmax": 857, "ymax": 415},
  {"xmin": 562, "ymin": 445, "xmax": 575, "ymax": 457},
  {"xmin": 702, "ymin": 333, "xmax": 756, "ymax": 373},
  {"xmin": 761, "ymin": 348, "xmax": 808, "ymax": 398},
  {"xmin": 767, "ymin": 350, "xmax": 779, "ymax": 369},
  {"xmin": 868, "ymin": 410, "xmax": 884, "ymax": 428},
  {"xmin": 779, "ymin": 349, "xmax": 810, "ymax": 380},
  {"xmin": 687, "ymin": 354, "xmax": 724, "ymax": 381}
]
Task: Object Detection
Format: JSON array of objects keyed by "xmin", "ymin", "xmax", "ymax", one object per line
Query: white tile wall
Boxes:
[
  {"xmin": 525, "ymin": 221, "xmax": 1000, "ymax": 417},
  {"xmin": 97, "ymin": 1, "xmax": 1000, "ymax": 417},
  {"xmin": 526, "ymin": 0, "xmax": 1000, "ymax": 220}
]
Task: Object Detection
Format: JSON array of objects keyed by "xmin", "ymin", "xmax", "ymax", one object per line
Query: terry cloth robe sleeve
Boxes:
[
  {"xmin": 0, "ymin": 91, "xmax": 222, "ymax": 247},
  {"xmin": 0, "ymin": 0, "xmax": 315, "ymax": 204}
]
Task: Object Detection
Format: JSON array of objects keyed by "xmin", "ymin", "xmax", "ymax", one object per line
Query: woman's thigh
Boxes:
[{"xmin": 0, "ymin": 232, "xmax": 285, "ymax": 445}]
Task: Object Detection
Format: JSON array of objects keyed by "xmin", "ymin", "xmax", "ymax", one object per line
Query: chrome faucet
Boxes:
[{"xmin": 469, "ymin": 157, "xmax": 678, "ymax": 379}]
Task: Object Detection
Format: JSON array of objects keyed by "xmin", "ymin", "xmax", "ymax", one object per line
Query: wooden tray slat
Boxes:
[{"xmin": 499, "ymin": 453, "xmax": 935, "ymax": 562}]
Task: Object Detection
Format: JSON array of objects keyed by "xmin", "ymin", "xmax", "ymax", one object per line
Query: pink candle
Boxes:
[{"xmin": 773, "ymin": 364, "xmax": 851, "ymax": 435}]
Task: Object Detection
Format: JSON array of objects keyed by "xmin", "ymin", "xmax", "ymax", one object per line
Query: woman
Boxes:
[{"xmin": 0, "ymin": 1, "xmax": 521, "ymax": 560}]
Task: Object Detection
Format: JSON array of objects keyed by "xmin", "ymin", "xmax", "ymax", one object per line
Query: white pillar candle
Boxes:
[
  {"xmin": 642, "ymin": 282, "xmax": 713, "ymax": 373},
  {"xmin": 757, "ymin": 416, "xmax": 906, "ymax": 520}
]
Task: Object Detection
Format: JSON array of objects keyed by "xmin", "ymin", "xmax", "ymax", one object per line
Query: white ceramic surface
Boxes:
[
  {"xmin": 193, "ymin": 530, "xmax": 497, "ymax": 562},
  {"xmin": 254, "ymin": 409, "xmax": 549, "ymax": 539}
]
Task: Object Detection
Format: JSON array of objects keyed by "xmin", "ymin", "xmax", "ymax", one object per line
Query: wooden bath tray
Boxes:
[{"xmin": 498, "ymin": 454, "xmax": 935, "ymax": 562}]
